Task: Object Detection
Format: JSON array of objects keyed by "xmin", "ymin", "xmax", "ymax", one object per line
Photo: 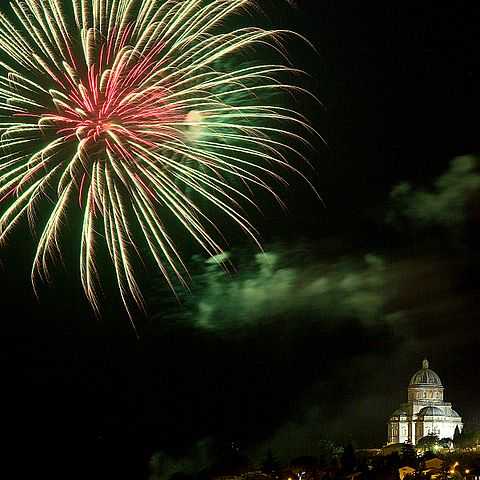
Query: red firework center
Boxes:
[{"xmin": 36, "ymin": 29, "xmax": 184, "ymax": 160}]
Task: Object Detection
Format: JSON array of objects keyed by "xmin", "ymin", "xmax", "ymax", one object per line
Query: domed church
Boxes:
[{"xmin": 387, "ymin": 359, "xmax": 462, "ymax": 445}]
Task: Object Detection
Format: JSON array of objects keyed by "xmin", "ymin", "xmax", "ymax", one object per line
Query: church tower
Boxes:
[{"xmin": 387, "ymin": 359, "xmax": 462, "ymax": 445}]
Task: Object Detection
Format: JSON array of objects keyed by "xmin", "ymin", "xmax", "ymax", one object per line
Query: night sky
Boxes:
[{"xmin": 1, "ymin": 2, "xmax": 479, "ymax": 478}]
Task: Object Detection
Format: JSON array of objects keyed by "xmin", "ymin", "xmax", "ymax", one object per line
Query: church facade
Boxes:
[{"xmin": 387, "ymin": 359, "xmax": 463, "ymax": 445}]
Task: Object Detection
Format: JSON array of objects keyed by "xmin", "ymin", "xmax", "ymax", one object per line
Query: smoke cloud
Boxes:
[
  {"xmin": 155, "ymin": 250, "xmax": 387, "ymax": 334},
  {"xmin": 387, "ymin": 155, "xmax": 480, "ymax": 231}
]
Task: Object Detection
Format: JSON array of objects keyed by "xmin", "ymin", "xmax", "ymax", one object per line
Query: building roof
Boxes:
[
  {"xmin": 390, "ymin": 408, "xmax": 407, "ymax": 417},
  {"xmin": 447, "ymin": 408, "xmax": 461, "ymax": 418},
  {"xmin": 418, "ymin": 406, "xmax": 443, "ymax": 417},
  {"xmin": 409, "ymin": 359, "xmax": 442, "ymax": 386}
]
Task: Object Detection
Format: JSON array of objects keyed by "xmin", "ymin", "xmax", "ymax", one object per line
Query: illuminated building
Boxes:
[{"xmin": 387, "ymin": 359, "xmax": 463, "ymax": 445}]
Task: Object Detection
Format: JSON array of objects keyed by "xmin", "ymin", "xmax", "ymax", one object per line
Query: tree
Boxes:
[
  {"xmin": 211, "ymin": 441, "xmax": 250, "ymax": 476},
  {"xmin": 341, "ymin": 443, "xmax": 357, "ymax": 473},
  {"xmin": 453, "ymin": 427, "xmax": 462, "ymax": 447},
  {"xmin": 317, "ymin": 440, "xmax": 341, "ymax": 468},
  {"xmin": 401, "ymin": 442, "xmax": 417, "ymax": 467},
  {"xmin": 148, "ymin": 453, "xmax": 163, "ymax": 480},
  {"xmin": 385, "ymin": 452, "xmax": 401, "ymax": 472},
  {"xmin": 421, "ymin": 450, "xmax": 436, "ymax": 462},
  {"xmin": 439, "ymin": 438, "xmax": 453, "ymax": 449},
  {"xmin": 416, "ymin": 435, "xmax": 440, "ymax": 452},
  {"xmin": 262, "ymin": 449, "xmax": 280, "ymax": 474}
]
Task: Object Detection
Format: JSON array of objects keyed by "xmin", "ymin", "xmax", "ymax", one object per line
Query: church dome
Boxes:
[
  {"xmin": 447, "ymin": 408, "xmax": 461, "ymax": 418},
  {"xmin": 418, "ymin": 406, "xmax": 443, "ymax": 417},
  {"xmin": 390, "ymin": 408, "xmax": 407, "ymax": 418},
  {"xmin": 409, "ymin": 359, "xmax": 442, "ymax": 386}
]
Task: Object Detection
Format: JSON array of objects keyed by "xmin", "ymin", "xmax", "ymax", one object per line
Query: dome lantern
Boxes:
[{"xmin": 409, "ymin": 359, "xmax": 442, "ymax": 386}]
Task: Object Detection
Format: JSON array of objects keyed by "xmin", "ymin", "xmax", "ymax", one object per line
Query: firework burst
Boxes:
[{"xmin": 0, "ymin": 0, "xmax": 319, "ymax": 322}]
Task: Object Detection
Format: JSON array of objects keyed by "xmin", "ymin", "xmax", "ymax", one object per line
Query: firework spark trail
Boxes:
[{"xmin": 0, "ymin": 0, "xmax": 320, "ymax": 323}]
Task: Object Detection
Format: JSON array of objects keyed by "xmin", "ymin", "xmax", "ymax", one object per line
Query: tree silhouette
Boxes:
[
  {"xmin": 262, "ymin": 449, "xmax": 280, "ymax": 474},
  {"xmin": 401, "ymin": 442, "xmax": 417, "ymax": 467},
  {"xmin": 453, "ymin": 426, "xmax": 462, "ymax": 447},
  {"xmin": 416, "ymin": 435, "xmax": 440, "ymax": 452},
  {"xmin": 341, "ymin": 443, "xmax": 357, "ymax": 473}
]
